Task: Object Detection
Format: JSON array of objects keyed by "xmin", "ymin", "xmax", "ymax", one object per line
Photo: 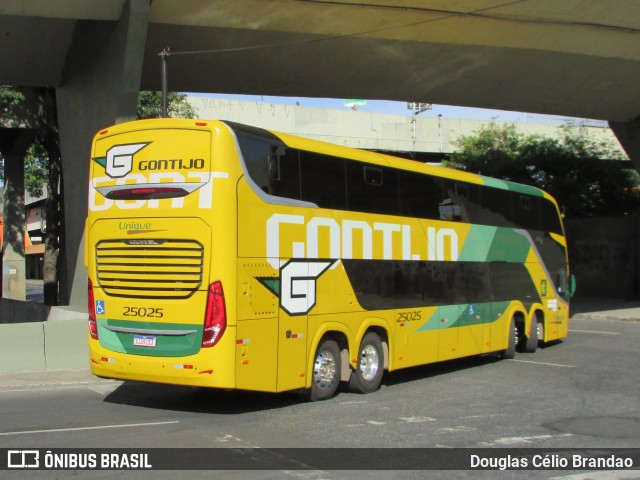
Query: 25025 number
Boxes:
[
  {"xmin": 123, "ymin": 307, "xmax": 164, "ymax": 318},
  {"xmin": 396, "ymin": 310, "xmax": 422, "ymax": 322}
]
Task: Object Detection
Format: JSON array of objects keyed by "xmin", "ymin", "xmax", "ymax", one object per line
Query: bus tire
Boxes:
[
  {"xmin": 523, "ymin": 314, "xmax": 539, "ymax": 353},
  {"xmin": 537, "ymin": 317, "xmax": 545, "ymax": 346},
  {"xmin": 501, "ymin": 318, "xmax": 517, "ymax": 359},
  {"xmin": 349, "ymin": 332, "xmax": 384, "ymax": 394},
  {"xmin": 308, "ymin": 338, "xmax": 341, "ymax": 401}
]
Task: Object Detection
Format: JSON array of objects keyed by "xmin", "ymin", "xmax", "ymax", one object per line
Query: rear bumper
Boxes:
[{"xmin": 88, "ymin": 329, "xmax": 236, "ymax": 389}]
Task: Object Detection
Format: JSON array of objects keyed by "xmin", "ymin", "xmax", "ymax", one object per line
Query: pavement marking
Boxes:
[
  {"xmin": 0, "ymin": 420, "xmax": 179, "ymax": 436},
  {"xmin": 460, "ymin": 414, "xmax": 507, "ymax": 420},
  {"xmin": 398, "ymin": 416, "xmax": 436, "ymax": 423},
  {"xmin": 439, "ymin": 426, "xmax": 477, "ymax": 433},
  {"xmin": 550, "ymin": 471, "xmax": 640, "ymax": 480},
  {"xmin": 510, "ymin": 359, "xmax": 574, "ymax": 368},
  {"xmin": 366, "ymin": 420, "xmax": 386, "ymax": 426},
  {"xmin": 216, "ymin": 434, "xmax": 245, "ymax": 443},
  {"xmin": 478, "ymin": 433, "xmax": 573, "ymax": 446},
  {"xmin": 569, "ymin": 329, "xmax": 620, "ymax": 335}
]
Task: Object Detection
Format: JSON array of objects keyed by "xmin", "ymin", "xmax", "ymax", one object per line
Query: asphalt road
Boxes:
[{"xmin": 1, "ymin": 316, "xmax": 639, "ymax": 480}]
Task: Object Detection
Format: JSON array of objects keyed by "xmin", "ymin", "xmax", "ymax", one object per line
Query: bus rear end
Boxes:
[{"xmin": 86, "ymin": 119, "xmax": 239, "ymax": 388}]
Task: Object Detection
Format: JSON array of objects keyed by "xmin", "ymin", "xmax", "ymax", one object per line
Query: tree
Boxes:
[
  {"xmin": 137, "ymin": 91, "xmax": 197, "ymax": 119},
  {"xmin": 22, "ymin": 143, "xmax": 48, "ymax": 197},
  {"xmin": 0, "ymin": 86, "xmax": 28, "ymax": 184},
  {"xmin": 446, "ymin": 122, "xmax": 640, "ymax": 218}
]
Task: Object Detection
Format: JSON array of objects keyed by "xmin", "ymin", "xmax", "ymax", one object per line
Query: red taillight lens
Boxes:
[
  {"xmin": 88, "ymin": 279, "xmax": 98, "ymax": 340},
  {"xmin": 202, "ymin": 281, "xmax": 226, "ymax": 348},
  {"xmin": 106, "ymin": 187, "xmax": 187, "ymax": 200}
]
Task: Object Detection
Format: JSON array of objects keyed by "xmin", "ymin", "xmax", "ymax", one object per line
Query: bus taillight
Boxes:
[
  {"xmin": 106, "ymin": 186, "xmax": 188, "ymax": 200},
  {"xmin": 202, "ymin": 281, "xmax": 226, "ymax": 348},
  {"xmin": 88, "ymin": 279, "xmax": 99, "ymax": 340}
]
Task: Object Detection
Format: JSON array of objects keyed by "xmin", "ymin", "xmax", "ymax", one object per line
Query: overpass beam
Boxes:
[
  {"xmin": 610, "ymin": 116, "xmax": 640, "ymax": 173},
  {"xmin": 56, "ymin": 0, "xmax": 149, "ymax": 308}
]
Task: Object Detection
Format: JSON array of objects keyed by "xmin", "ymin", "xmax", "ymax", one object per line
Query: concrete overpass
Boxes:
[
  {"xmin": 188, "ymin": 96, "xmax": 624, "ymax": 156},
  {"xmin": 1, "ymin": 0, "xmax": 639, "ymax": 310}
]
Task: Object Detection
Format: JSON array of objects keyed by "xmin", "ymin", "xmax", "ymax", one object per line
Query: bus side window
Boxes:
[
  {"xmin": 479, "ymin": 187, "xmax": 513, "ymax": 228},
  {"xmin": 539, "ymin": 198, "xmax": 564, "ymax": 235},
  {"xmin": 270, "ymin": 148, "xmax": 301, "ymax": 200},
  {"xmin": 300, "ymin": 151, "xmax": 347, "ymax": 210},
  {"xmin": 512, "ymin": 194, "xmax": 540, "ymax": 231},
  {"xmin": 440, "ymin": 180, "xmax": 478, "ymax": 222},
  {"xmin": 267, "ymin": 146, "xmax": 280, "ymax": 181},
  {"xmin": 347, "ymin": 163, "xmax": 399, "ymax": 215},
  {"xmin": 398, "ymin": 170, "xmax": 442, "ymax": 220},
  {"xmin": 236, "ymin": 131, "xmax": 273, "ymax": 193}
]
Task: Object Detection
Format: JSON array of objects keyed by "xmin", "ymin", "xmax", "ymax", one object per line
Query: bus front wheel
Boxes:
[
  {"xmin": 349, "ymin": 332, "xmax": 384, "ymax": 394},
  {"xmin": 308, "ymin": 338, "xmax": 341, "ymax": 401}
]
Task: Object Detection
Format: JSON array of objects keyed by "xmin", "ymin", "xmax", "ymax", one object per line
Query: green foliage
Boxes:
[
  {"xmin": 24, "ymin": 143, "xmax": 49, "ymax": 197},
  {"xmin": 0, "ymin": 85, "xmax": 26, "ymax": 123},
  {"xmin": 0, "ymin": 145, "xmax": 49, "ymax": 197},
  {"xmin": 445, "ymin": 122, "xmax": 640, "ymax": 218},
  {"xmin": 447, "ymin": 123, "xmax": 531, "ymax": 183},
  {"xmin": 137, "ymin": 91, "xmax": 197, "ymax": 120},
  {"xmin": 1, "ymin": 86, "xmax": 28, "ymax": 182}
]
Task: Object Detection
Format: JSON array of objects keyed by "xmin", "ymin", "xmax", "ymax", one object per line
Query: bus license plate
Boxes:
[{"xmin": 133, "ymin": 335, "xmax": 156, "ymax": 347}]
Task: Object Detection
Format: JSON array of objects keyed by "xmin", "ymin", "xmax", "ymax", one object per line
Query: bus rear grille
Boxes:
[{"xmin": 95, "ymin": 239, "xmax": 204, "ymax": 299}]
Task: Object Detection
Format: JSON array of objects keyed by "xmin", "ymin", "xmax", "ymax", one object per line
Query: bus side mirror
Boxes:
[{"xmin": 566, "ymin": 274, "xmax": 576, "ymax": 298}]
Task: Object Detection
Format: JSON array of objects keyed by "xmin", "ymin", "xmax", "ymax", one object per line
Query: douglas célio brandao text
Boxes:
[{"xmin": 470, "ymin": 453, "xmax": 634, "ymax": 470}]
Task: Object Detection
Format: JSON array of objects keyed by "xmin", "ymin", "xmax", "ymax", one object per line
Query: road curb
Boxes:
[{"xmin": 571, "ymin": 313, "xmax": 640, "ymax": 323}]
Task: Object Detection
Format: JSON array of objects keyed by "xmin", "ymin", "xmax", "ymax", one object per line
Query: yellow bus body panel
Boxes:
[{"xmin": 86, "ymin": 118, "xmax": 570, "ymax": 394}]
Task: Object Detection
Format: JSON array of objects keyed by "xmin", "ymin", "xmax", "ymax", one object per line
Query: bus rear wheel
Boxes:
[
  {"xmin": 308, "ymin": 338, "xmax": 341, "ymax": 401},
  {"xmin": 349, "ymin": 332, "xmax": 384, "ymax": 394},
  {"xmin": 537, "ymin": 318, "xmax": 545, "ymax": 346},
  {"xmin": 500, "ymin": 318, "xmax": 517, "ymax": 359},
  {"xmin": 523, "ymin": 314, "xmax": 539, "ymax": 353}
]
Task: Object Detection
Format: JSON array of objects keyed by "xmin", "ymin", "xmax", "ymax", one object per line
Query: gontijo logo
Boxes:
[{"xmin": 93, "ymin": 143, "xmax": 150, "ymax": 178}]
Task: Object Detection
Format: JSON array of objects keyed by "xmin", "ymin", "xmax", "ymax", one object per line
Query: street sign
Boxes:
[
  {"xmin": 344, "ymin": 99, "xmax": 367, "ymax": 108},
  {"xmin": 407, "ymin": 102, "xmax": 432, "ymax": 114}
]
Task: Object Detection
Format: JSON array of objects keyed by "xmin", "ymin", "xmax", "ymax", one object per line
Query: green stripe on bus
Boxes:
[
  {"xmin": 459, "ymin": 225, "xmax": 498, "ymax": 261},
  {"xmin": 417, "ymin": 301, "xmax": 511, "ymax": 332}
]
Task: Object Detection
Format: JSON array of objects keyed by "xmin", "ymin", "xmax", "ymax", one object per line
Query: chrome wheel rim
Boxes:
[
  {"xmin": 314, "ymin": 350, "xmax": 337, "ymax": 390},
  {"xmin": 537, "ymin": 321, "xmax": 544, "ymax": 341},
  {"xmin": 359, "ymin": 344, "xmax": 379, "ymax": 382}
]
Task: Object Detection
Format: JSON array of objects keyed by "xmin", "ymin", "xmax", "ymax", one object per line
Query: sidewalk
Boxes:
[
  {"xmin": 0, "ymin": 368, "xmax": 119, "ymax": 391},
  {"xmin": 570, "ymin": 297, "xmax": 640, "ymax": 322}
]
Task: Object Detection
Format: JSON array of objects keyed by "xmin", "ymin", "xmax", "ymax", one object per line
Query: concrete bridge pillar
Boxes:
[
  {"xmin": 55, "ymin": 0, "xmax": 149, "ymax": 308},
  {"xmin": 611, "ymin": 116, "xmax": 640, "ymax": 173},
  {"xmin": 1, "ymin": 129, "xmax": 34, "ymax": 301}
]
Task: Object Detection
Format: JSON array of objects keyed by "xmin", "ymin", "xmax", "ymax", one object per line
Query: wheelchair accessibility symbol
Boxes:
[{"xmin": 95, "ymin": 300, "xmax": 105, "ymax": 315}]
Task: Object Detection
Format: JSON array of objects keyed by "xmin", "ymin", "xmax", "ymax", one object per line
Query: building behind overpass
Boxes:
[{"xmin": 187, "ymin": 96, "xmax": 627, "ymax": 160}]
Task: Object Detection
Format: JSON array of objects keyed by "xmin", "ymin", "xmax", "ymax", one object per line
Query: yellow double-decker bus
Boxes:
[{"xmin": 86, "ymin": 118, "xmax": 574, "ymax": 400}]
